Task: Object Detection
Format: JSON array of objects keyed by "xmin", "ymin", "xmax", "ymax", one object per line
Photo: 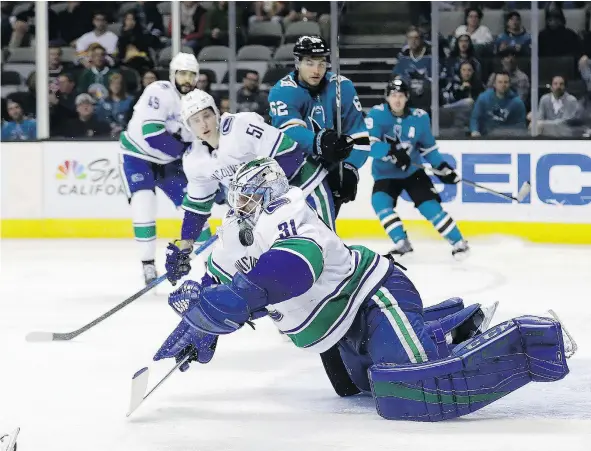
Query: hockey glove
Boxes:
[
  {"xmin": 314, "ymin": 129, "xmax": 354, "ymax": 163},
  {"xmin": 436, "ymin": 162, "xmax": 460, "ymax": 184},
  {"xmin": 172, "ymin": 131, "xmax": 192, "ymax": 152},
  {"xmin": 384, "ymin": 135, "xmax": 411, "ymax": 171},
  {"xmin": 165, "ymin": 239, "xmax": 193, "ymax": 286},
  {"xmin": 327, "ymin": 162, "xmax": 359, "ymax": 204},
  {"xmin": 153, "ymin": 319, "xmax": 218, "ymax": 372}
]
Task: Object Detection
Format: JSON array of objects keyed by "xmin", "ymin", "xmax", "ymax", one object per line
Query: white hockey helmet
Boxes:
[
  {"xmin": 169, "ymin": 52, "xmax": 199, "ymax": 93},
  {"xmin": 181, "ymin": 89, "xmax": 220, "ymax": 129},
  {"xmin": 228, "ymin": 157, "xmax": 289, "ymax": 226}
]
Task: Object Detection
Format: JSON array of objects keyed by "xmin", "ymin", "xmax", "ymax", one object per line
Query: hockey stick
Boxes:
[
  {"xmin": 25, "ymin": 234, "xmax": 219, "ymax": 343},
  {"xmin": 127, "ymin": 351, "xmax": 193, "ymax": 417},
  {"xmin": 416, "ymin": 163, "xmax": 531, "ymax": 203}
]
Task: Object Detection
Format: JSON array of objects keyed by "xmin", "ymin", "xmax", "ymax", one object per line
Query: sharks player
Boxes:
[
  {"xmin": 367, "ymin": 78, "xmax": 469, "ymax": 258},
  {"xmin": 268, "ymin": 35, "xmax": 371, "ymax": 223},
  {"xmin": 153, "ymin": 157, "xmax": 576, "ymax": 422},
  {"xmin": 118, "ymin": 52, "xmax": 210, "ymax": 284}
]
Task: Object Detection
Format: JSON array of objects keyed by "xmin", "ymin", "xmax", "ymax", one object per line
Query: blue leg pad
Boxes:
[
  {"xmin": 423, "ymin": 298, "xmax": 464, "ymax": 321},
  {"xmin": 368, "ymin": 315, "xmax": 569, "ymax": 421},
  {"xmin": 425, "ymin": 303, "xmax": 482, "ymax": 358}
]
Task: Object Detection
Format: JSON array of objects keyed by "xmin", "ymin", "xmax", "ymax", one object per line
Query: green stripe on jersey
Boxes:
[
  {"xmin": 372, "ymin": 381, "xmax": 509, "ymax": 405},
  {"xmin": 142, "ymin": 122, "xmax": 166, "ymax": 137},
  {"xmin": 274, "ymin": 134, "xmax": 297, "ymax": 156},
  {"xmin": 271, "ymin": 237, "xmax": 323, "ymax": 281},
  {"xmin": 287, "ymin": 245, "xmax": 378, "ymax": 348},
  {"xmin": 207, "ymin": 254, "xmax": 232, "ymax": 284},
  {"xmin": 120, "ymin": 132, "xmax": 145, "ymax": 156},
  {"xmin": 289, "ymin": 157, "xmax": 324, "ymax": 190},
  {"xmin": 182, "ymin": 193, "xmax": 215, "ymax": 214}
]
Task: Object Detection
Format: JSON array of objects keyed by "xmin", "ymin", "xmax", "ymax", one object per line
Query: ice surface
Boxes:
[{"xmin": 1, "ymin": 237, "xmax": 591, "ymax": 451}]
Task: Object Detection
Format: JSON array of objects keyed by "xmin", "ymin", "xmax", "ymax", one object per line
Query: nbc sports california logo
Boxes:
[{"xmin": 55, "ymin": 159, "xmax": 125, "ymax": 196}]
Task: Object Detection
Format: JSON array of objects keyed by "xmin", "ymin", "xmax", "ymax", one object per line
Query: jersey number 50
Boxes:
[{"xmin": 270, "ymin": 101, "xmax": 288, "ymax": 117}]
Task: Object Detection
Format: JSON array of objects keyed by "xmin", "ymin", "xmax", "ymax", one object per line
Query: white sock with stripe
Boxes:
[{"xmin": 131, "ymin": 190, "xmax": 157, "ymax": 262}]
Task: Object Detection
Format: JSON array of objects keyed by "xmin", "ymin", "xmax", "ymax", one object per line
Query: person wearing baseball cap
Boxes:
[{"xmin": 55, "ymin": 93, "xmax": 111, "ymax": 138}]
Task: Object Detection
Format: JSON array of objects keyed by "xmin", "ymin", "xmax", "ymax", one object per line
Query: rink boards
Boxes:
[{"xmin": 1, "ymin": 140, "xmax": 590, "ymax": 243}]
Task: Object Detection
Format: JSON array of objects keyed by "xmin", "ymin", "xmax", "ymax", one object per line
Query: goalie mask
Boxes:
[{"xmin": 228, "ymin": 157, "xmax": 289, "ymax": 227}]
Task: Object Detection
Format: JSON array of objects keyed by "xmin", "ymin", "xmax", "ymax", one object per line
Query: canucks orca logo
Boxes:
[{"xmin": 267, "ymin": 309, "xmax": 284, "ymax": 322}]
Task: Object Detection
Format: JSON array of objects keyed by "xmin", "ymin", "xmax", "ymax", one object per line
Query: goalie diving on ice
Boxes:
[{"xmin": 152, "ymin": 157, "xmax": 577, "ymax": 422}]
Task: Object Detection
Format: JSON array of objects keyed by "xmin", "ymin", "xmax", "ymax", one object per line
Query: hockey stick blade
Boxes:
[
  {"xmin": 25, "ymin": 234, "xmax": 219, "ymax": 342},
  {"xmin": 127, "ymin": 367, "xmax": 150, "ymax": 417},
  {"xmin": 126, "ymin": 353, "xmax": 192, "ymax": 417},
  {"xmin": 25, "ymin": 331, "xmax": 56, "ymax": 342},
  {"xmin": 516, "ymin": 181, "xmax": 531, "ymax": 202}
]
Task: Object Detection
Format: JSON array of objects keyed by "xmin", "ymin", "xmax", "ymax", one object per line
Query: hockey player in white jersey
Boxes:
[
  {"xmin": 164, "ymin": 89, "xmax": 336, "ymax": 285},
  {"xmin": 153, "ymin": 157, "xmax": 575, "ymax": 422},
  {"xmin": 118, "ymin": 52, "xmax": 212, "ymax": 284}
]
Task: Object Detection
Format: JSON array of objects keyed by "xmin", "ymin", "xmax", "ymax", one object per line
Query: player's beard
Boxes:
[{"xmin": 177, "ymin": 83, "xmax": 193, "ymax": 94}]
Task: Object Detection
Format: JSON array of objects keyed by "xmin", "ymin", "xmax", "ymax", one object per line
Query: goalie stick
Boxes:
[
  {"xmin": 127, "ymin": 350, "xmax": 193, "ymax": 417},
  {"xmin": 25, "ymin": 234, "xmax": 219, "ymax": 343},
  {"xmin": 415, "ymin": 163, "xmax": 531, "ymax": 203}
]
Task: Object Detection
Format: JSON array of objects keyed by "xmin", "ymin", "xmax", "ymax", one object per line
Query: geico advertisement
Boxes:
[{"xmin": 343, "ymin": 142, "xmax": 591, "ymax": 222}]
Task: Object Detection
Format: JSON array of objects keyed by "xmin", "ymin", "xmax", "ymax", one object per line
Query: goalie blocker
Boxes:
[{"xmin": 369, "ymin": 315, "xmax": 571, "ymax": 421}]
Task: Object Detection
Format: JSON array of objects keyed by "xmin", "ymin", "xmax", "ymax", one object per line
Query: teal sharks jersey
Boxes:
[
  {"xmin": 268, "ymin": 71, "xmax": 370, "ymax": 170},
  {"xmin": 366, "ymin": 104, "xmax": 444, "ymax": 180}
]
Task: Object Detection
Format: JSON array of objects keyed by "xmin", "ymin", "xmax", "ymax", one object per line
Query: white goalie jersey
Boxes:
[
  {"xmin": 207, "ymin": 187, "xmax": 391, "ymax": 353},
  {"xmin": 120, "ymin": 81, "xmax": 194, "ymax": 164},
  {"xmin": 181, "ymin": 112, "xmax": 297, "ymax": 217}
]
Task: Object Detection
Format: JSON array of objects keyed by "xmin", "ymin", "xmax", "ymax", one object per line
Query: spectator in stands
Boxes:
[
  {"xmin": 1, "ymin": 2, "xmax": 13, "ymax": 48},
  {"xmin": 269, "ymin": 2, "xmax": 299, "ymax": 24},
  {"xmin": 442, "ymin": 33, "xmax": 481, "ymax": 81},
  {"xmin": 568, "ymin": 89, "xmax": 591, "ymax": 137},
  {"xmin": 219, "ymin": 97, "xmax": 230, "ymax": 114},
  {"xmin": 142, "ymin": 70, "xmax": 158, "ymax": 88},
  {"xmin": 495, "ymin": 11, "xmax": 531, "ymax": 56},
  {"xmin": 49, "ymin": 46, "xmax": 75, "ymax": 87},
  {"xmin": 529, "ymin": 75, "xmax": 578, "ymax": 136},
  {"xmin": 204, "ymin": 1, "xmax": 243, "ymax": 47},
  {"xmin": 57, "ymin": 2, "xmax": 94, "ymax": 48},
  {"xmin": 487, "ymin": 48, "xmax": 530, "ymax": 103},
  {"xmin": 49, "ymin": 73, "xmax": 78, "ymax": 134},
  {"xmin": 470, "ymin": 71, "xmax": 526, "ymax": 137},
  {"xmin": 538, "ymin": 3, "xmax": 582, "ymax": 58},
  {"xmin": 196, "ymin": 71, "xmax": 220, "ymax": 106},
  {"xmin": 7, "ymin": 72, "xmax": 36, "ymax": 118},
  {"xmin": 133, "ymin": 1, "xmax": 165, "ymax": 46},
  {"xmin": 178, "ymin": 1, "xmax": 208, "ymax": 55},
  {"xmin": 76, "ymin": 11, "xmax": 119, "ymax": 67},
  {"xmin": 454, "ymin": 8, "xmax": 493, "ymax": 47},
  {"xmin": 57, "ymin": 93, "xmax": 111, "ymax": 138},
  {"xmin": 579, "ymin": 28, "xmax": 591, "ymax": 91},
  {"xmin": 1, "ymin": 99, "xmax": 36, "ymax": 141},
  {"xmin": 442, "ymin": 61, "xmax": 485, "ymax": 108},
  {"xmin": 393, "ymin": 26, "xmax": 433, "ymax": 109},
  {"xmin": 236, "ymin": 70, "xmax": 268, "ymax": 116},
  {"xmin": 96, "ymin": 73, "xmax": 135, "ymax": 137},
  {"xmin": 118, "ymin": 12, "xmax": 154, "ymax": 74},
  {"xmin": 78, "ymin": 44, "xmax": 119, "ymax": 100},
  {"xmin": 283, "ymin": 2, "xmax": 331, "ymax": 40},
  {"xmin": 417, "ymin": 15, "xmax": 450, "ymax": 60},
  {"xmin": 248, "ymin": 1, "xmax": 272, "ymax": 24}
]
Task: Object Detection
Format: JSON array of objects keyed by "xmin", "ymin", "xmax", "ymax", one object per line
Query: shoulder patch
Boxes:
[
  {"xmin": 412, "ymin": 108, "xmax": 427, "ymax": 117},
  {"xmin": 329, "ymin": 74, "xmax": 350, "ymax": 84},
  {"xmin": 155, "ymin": 81, "xmax": 170, "ymax": 89},
  {"xmin": 374, "ymin": 104, "xmax": 385, "ymax": 111},
  {"xmin": 265, "ymin": 197, "xmax": 290, "ymax": 214},
  {"xmin": 279, "ymin": 75, "xmax": 297, "ymax": 88},
  {"xmin": 364, "ymin": 117, "xmax": 374, "ymax": 129},
  {"xmin": 221, "ymin": 116, "xmax": 234, "ymax": 135}
]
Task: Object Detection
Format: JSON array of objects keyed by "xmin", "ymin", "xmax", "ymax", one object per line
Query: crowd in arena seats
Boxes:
[
  {"xmin": 392, "ymin": 1, "xmax": 591, "ymax": 137},
  {"xmin": 2, "ymin": 1, "xmax": 335, "ymax": 140},
  {"xmin": 2, "ymin": 1, "xmax": 591, "ymax": 141}
]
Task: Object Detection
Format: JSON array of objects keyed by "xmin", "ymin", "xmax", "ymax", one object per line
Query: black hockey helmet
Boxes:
[
  {"xmin": 385, "ymin": 77, "xmax": 410, "ymax": 98},
  {"xmin": 293, "ymin": 35, "xmax": 330, "ymax": 60}
]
